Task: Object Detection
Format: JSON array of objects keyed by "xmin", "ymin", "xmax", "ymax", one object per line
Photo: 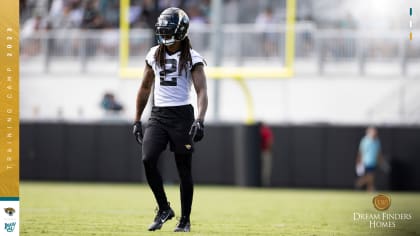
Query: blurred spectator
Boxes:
[
  {"xmin": 255, "ymin": 7, "xmax": 278, "ymax": 57},
  {"xmin": 98, "ymin": 0, "xmax": 120, "ymax": 27},
  {"xmin": 158, "ymin": 0, "xmax": 182, "ymax": 10},
  {"xmin": 99, "ymin": 27, "xmax": 119, "ymax": 57},
  {"xmin": 44, "ymin": 21, "xmax": 56, "ymax": 60},
  {"xmin": 260, "ymin": 122, "xmax": 274, "ymax": 187},
  {"xmin": 256, "ymin": 6, "xmax": 276, "ymax": 27},
  {"xmin": 186, "ymin": 3, "xmax": 208, "ymax": 49},
  {"xmin": 339, "ymin": 13, "xmax": 357, "ymax": 29},
  {"xmin": 101, "ymin": 92, "xmax": 124, "ymax": 113},
  {"xmin": 200, "ymin": 0, "xmax": 211, "ymax": 21},
  {"xmin": 222, "ymin": 0, "xmax": 238, "ymax": 24},
  {"xmin": 21, "ymin": 11, "xmax": 46, "ymax": 57},
  {"xmin": 21, "ymin": 10, "xmax": 45, "ymax": 38},
  {"xmin": 20, "ymin": 0, "xmax": 31, "ymax": 22},
  {"xmin": 330, "ymin": 13, "xmax": 357, "ymax": 58},
  {"xmin": 186, "ymin": 3, "xmax": 207, "ymax": 25},
  {"xmin": 49, "ymin": 2, "xmax": 84, "ymax": 29},
  {"xmin": 138, "ymin": 0, "xmax": 160, "ymax": 29},
  {"xmin": 297, "ymin": 0, "xmax": 313, "ymax": 21},
  {"xmin": 79, "ymin": 0, "xmax": 105, "ymax": 56},
  {"xmin": 49, "ymin": 0, "xmax": 65, "ymax": 20},
  {"xmin": 355, "ymin": 127, "xmax": 386, "ymax": 192},
  {"xmin": 130, "ymin": 0, "xmax": 156, "ymax": 29},
  {"xmin": 129, "ymin": 0, "xmax": 143, "ymax": 26},
  {"xmin": 81, "ymin": 0, "xmax": 106, "ymax": 29}
]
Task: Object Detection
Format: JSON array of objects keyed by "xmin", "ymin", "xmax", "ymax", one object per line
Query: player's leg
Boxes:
[
  {"xmin": 174, "ymin": 153, "xmax": 193, "ymax": 232},
  {"xmin": 142, "ymin": 123, "xmax": 174, "ymax": 231},
  {"xmin": 355, "ymin": 175, "xmax": 367, "ymax": 189},
  {"xmin": 366, "ymin": 173, "xmax": 375, "ymax": 192},
  {"xmin": 167, "ymin": 105, "xmax": 194, "ymax": 232},
  {"xmin": 363, "ymin": 166, "xmax": 376, "ymax": 192},
  {"xmin": 261, "ymin": 150, "xmax": 272, "ymax": 187}
]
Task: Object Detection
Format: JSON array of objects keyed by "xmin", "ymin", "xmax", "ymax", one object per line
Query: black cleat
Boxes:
[
  {"xmin": 174, "ymin": 217, "xmax": 191, "ymax": 232},
  {"xmin": 148, "ymin": 207, "xmax": 175, "ymax": 231}
]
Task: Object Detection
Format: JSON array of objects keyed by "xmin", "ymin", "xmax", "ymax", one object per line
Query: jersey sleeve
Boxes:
[
  {"xmin": 145, "ymin": 46, "xmax": 158, "ymax": 67},
  {"xmin": 190, "ymin": 49, "xmax": 206, "ymax": 70}
]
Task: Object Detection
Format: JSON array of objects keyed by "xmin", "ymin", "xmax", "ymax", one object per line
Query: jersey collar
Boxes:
[{"xmin": 165, "ymin": 48, "xmax": 181, "ymax": 56}]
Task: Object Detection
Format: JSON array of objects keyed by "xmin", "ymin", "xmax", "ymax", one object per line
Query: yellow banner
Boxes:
[{"xmin": 0, "ymin": 0, "xmax": 19, "ymax": 197}]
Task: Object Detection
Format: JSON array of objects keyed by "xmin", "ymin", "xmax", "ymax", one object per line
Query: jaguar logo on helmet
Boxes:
[{"xmin": 155, "ymin": 7, "xmax": 189, "ymax": 46}]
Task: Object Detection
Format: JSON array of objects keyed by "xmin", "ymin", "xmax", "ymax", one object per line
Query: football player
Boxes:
[{"xmin": 132, "ymin": 7, "xmax": 208, "ymax": 232}]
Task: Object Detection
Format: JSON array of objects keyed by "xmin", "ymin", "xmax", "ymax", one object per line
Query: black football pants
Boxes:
[{"xmin": 141, "ymin": 106, "xmax": 194, "ymax": 221}]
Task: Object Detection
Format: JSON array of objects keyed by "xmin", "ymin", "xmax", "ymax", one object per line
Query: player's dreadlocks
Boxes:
[{"xmin": 154, "ymin": 36, "xmax": 192, "ymax": 75}]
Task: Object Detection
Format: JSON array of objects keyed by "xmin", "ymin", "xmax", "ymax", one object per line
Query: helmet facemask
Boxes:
[{"xmin": 156, "ymin": 22, "xmax": 177, "ymax": 46}]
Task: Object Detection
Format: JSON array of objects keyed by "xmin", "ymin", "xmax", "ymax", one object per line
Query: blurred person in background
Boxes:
[
  {"xmin": 130, "ymin": 0, "xmax": 161, "ymax": 46},
  {"xmin": 128, "ymin": 0, "xmax": 143, "ymax": 27},
  {"xmin": 50, "ymin": 2, "xmax": 84, "ymax": 29},
  {"xmin": 101, "ymin": 92, "xmax": 124, "ymax": 113},
  {"xmin": 98, "ymin": 0, "xmax": 120, "ymax": 27},
  {"xmin": 158, "ymin": 0, "xmax": 182, "ymax": 10},
  {"xmin": 48, "ymin": 0, "xmax": 65, "ymax": 21},
  {"xmin": 99, "ymin": 25, "xmax": 119, "ymax": 57},
  {"xmin": 222, "ymin": 0, "xmax": 238, "ymax": 24},
  {"xmin": 185, "ymin": 3, "xmax": 208, "ymax": 51},
  {"xmin": 20, "ymin": 0, "xmax": 36, "ymax": 22},
  {"xmin": 21, "ymin": 11, "xmax": 46, "ymax": 57},
  {"xmin": 186, "ymin": 3, "xmax": 207, "ymax": 24},
  {"xmin": 355, "ymin": 127, "xmax": 386, "ymax": 192},
  {"xmin": 132, "ymin": 7, "xmax": 208, "ymax": 232},
  {"xmin": 81, "ymin": 0, "xmax": 106, "ymax": 56},
  {"xmin": 137, "ymin": 0, "xmax": 160, "ymax": 29},
  {"xmin": 130, "ymin": 0, "xmax": 159, "ymax": 50},
  {"xmin": 255, "ymin": 7, "xmax": 278, "ymax": 57},
  {"xmin": 260, "ymin": 122, "xmax": 274, "ymax": 187},
  {"xmin": 81, "ymin": 0, "xmax": 105, "ymax": 29}
]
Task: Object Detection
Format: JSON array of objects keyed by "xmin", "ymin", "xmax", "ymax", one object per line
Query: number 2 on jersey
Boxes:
[{"xmin": 160, "ymin": 59, "xmax": 178, "ymax": 86}]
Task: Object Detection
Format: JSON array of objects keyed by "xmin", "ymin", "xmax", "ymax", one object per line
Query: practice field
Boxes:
[{"xmin": 20, "ymin": 182, "xmax": 419, "ymax": 235}]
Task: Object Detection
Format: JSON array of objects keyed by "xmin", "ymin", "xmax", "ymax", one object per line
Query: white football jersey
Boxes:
[{"xmin": 145, "ymin": 45, "xmax": 205, "ymax": 107}]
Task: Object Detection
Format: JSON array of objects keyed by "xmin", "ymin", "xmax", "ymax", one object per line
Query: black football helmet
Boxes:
[{"xmin": 155, "ymin": 7, "xmax": 189, "ymax": 46}]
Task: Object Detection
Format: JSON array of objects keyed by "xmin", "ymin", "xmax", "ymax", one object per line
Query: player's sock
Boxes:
[{"xmin": 175, "ymin": 154, "xmax": 193, "ymax": 223}]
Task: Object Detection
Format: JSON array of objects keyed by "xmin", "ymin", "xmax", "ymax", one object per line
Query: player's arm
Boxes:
[
  {"xmin": 189, "ymin": 64, "xmax": 208, "ymax": 142},
  {"xmin": 134, "ymin": 64, "xmax": 154, "ymax": 122},
  {"xmin": 191, "ymin": 64, "xmax": 208, "ymax": 121},
  {"xmin": 356, "ymin": 140, "xmax": 362, "ymax": 165},
  {"xmin": 132, "ymin": 64, "xmax": 154, "ymax": 144}
]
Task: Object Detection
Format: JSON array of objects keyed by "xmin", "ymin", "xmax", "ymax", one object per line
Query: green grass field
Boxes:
[{"xmin": 20, "ymin": 182, "xmax": 419, "ymax": 235}]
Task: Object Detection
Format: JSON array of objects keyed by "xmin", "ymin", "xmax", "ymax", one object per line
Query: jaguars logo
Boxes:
[{"xmin": 4, "ymin": 207, "xmax": 15, "ymax": 216}]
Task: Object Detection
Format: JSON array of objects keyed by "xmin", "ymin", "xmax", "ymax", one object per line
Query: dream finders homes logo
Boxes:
[
  {"xmin": 353, "ymin": 194, "xmax": 413, "ymax": 229},
  {"xmin": 353, "ymin": 212, "xmax": 412, "ymax": 228}
]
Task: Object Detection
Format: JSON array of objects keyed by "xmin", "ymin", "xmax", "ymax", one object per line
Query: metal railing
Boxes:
[{"xmin": 20, "ymin": 24, "xmax": 420, "ymax": 75}]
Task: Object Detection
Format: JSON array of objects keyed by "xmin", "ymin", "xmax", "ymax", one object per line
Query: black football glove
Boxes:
[
  {"xmin": 132, "ymin": 121, "xmax": 143, "ymax": 144},
  {"xmin": 189, "ymin": 119, "xmax": 204, "ymax": 142}
]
